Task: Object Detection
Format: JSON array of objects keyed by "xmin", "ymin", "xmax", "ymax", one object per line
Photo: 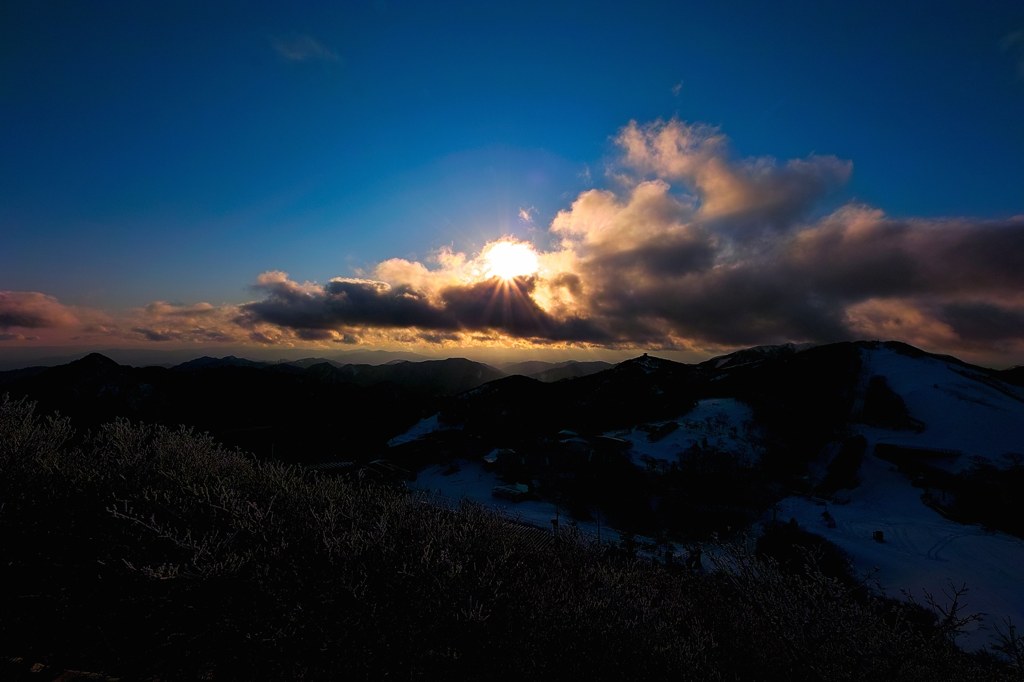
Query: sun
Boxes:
[{"xmin": 481, "ymin": 239, "xmax": 539, "ymax": 281}]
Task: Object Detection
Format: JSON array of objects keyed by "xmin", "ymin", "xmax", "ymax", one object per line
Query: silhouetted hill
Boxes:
[
  {"xmin": 278, "ymin": 356, "xmax": 344, "ymax": 369},
  {"xmin": 0, "ymin": 354, "xmax": 505, "ymax": 463},
  {"xmin": 327, "ymin": 349, "xmax": 433, "ymax": 365},
  {"xmin": 999, "ymin": 365, "xmax": 1024, "ymax": 387},
  {"xmin": 700, "ymin": 342, "xmax": 812, "ymax": 371},
  {"xmin": 501, "ymin": 360, "xmax": 614, "ymax": 382},
  {"xmin": 293, "ymin": 357, "xmax": 504, "ymax": 395},
  {"xmin": 528, "ymin": 360, "xmax": 614, "ymax": 382},
  {"xmin": 695, "ymin": 342, "xmax": 863, "ymax": 472},
  {"xmin": 441, "ymin": 354, "xmax": 700, "ymax": 444},
  {"xmin": 501, "ymin": 360, "xmax": 555, "ymax": 376},
  {"xmin": 334, "ymin": 358, "xmax": 505, "ymax": 394},
  {"xmin": 0, "ymin": 353, "xmax": 173, "ymax": 421},
  {"xmin": 172, "ymin": 355, "xmax": 269, "ymax": 370}
]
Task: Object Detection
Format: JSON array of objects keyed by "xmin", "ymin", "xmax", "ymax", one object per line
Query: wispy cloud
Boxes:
[
  {"xmin": 0, "ymin": 332, "xmax": 38, "ymax": 342},
  {"xmin": 578, "ymin": 164, "xmax": 593, "ymax": 186},
  {"xmin": 272, "ymin": 34, "xmax": 339, "ymax": 63},
  {"xmin": 1001, "ymin": 30, "xmax": 1024, "ymax": 79}
]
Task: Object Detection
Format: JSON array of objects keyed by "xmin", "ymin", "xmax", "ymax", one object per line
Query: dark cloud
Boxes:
[
  {"xmin": 0, "ymin": 310, "xmax": 50, "ymax": 328},
  {"xmin": 296, "ymin": 328, "xmax": 337, "ymax": 341},
  {"xmin": 938, "ymin": 302, "xmax": 1024, "ymax": 342},
  {"xmin": 239, "ymin": 273, "xmax": 610, "ymax": 343},
  {"xmin": 440, "ymin": 277, "xmax": 610, "ymax": 342},
  {"xmin": 592, "ymin": 231, "xmax": 716, "ymax": 278},
  {"xmin": 240, "ymin": 276, "xmax": 458, "ymax": 332},
  {"xmin": 132, "ymin": 327, "xmax": 177, "ymax": 342},
  {"xmin": 793, "ymin": 213, "xmax": 1024, "ymax": 299},
  {"xmin": 416, "ymin": 332, "xmax": 462, "ymax": 344},
  {"xmin": 131, "ymin": 326, "xmax": 235, "ymax": 343},
  {"xmin": 249, "ymin": 331, "xmax": 279, "ymax": 344},
  {"xmin": 631, "ymin": 269, "xmax": 849, "ymax": 347},
  {"xmin": 577, "ymin": 209, "xmax": 1024, "ymax": 348}
]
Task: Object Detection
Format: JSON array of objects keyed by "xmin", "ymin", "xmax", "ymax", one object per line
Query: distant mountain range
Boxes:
[
  {"xmin": 0, "ymin": 346, "xmax": 436, "ymax": 371},
  {"xmin": 0, "ymin": 347, "xmax": 617, "ymax": 379},
  {"xmin": 0, "ymin": 351, "xmax": 608, "ymax": 462},
  {"xmin": 3, "ymin": 342, "xmax": 1020, "ymax": 461}
]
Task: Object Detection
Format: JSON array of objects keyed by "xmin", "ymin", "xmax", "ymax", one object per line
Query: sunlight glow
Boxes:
[{"xmin": 481, "ymin": 240, "xmax": 539, "ymax": 281}]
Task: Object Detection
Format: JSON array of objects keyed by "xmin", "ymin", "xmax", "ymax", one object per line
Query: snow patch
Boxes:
[
  {"xmin": 387, "ymin": 413, "xmax": 444, "ymax": 447},
  {"xmin": 412, "ymin": 460, "xmax": 628, "ymax": 545},
  {"xmin": 609, "ymin": 398, "xmax": 764, "ymax": 467}
]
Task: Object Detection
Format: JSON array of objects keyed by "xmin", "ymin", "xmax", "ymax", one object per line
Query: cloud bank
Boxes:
[
  {"xmin": 6, "ymin": 118, "xmax": 1024, "ymax": 365},
  {"xmin": 236, "ymin": 118, "xmax": 1024, "ymax": 360}
]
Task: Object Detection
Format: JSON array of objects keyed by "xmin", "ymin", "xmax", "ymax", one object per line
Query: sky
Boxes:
[{"xmin": 2, "ymin": 1, "xmax": 1024, "ymax": 367}]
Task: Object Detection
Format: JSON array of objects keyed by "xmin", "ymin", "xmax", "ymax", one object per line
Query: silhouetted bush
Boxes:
[
  {"xmin": 0, "ymin": 394, "xmax": 1011, "ymax": 680},
  {"xmin": 756, "ymin": 520, "xmax": 857, "ymax": 585}
]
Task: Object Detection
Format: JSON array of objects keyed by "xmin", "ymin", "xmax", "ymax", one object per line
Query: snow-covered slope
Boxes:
[
  {"xmin": 861, "ymin": 343, "xmax": 1024, "ymax": 470},
  {"xmin": 776, "ymin": 343, "xmax": 1024, "ymax": 651},
  {"xmin": 413, "ymin": 460, "xmax": 627, "ymax": 545},
  {"xmin": 387, "ymin": 413, "xmax": 446, "ymax": 446},
  {"xmin": 776, "ymin": 455, "xmax": 1024, "ymax": 651},
  {"xmin": 394, "ymin": 342, "xmax": 1024, "ymax": 652}
]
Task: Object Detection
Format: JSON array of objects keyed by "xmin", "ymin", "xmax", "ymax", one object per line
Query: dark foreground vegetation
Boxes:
[{"xmin": 1, "ymin": 395, "xmax": 1018, "ymax": 680}]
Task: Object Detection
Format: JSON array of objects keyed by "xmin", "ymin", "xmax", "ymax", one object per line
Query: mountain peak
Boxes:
[
  {"xmin": 619, "ymin": 353, "xmax": 681, "ymax": 373},
  {"xmin": 71, "ymin": 352, "xmax": 120, "ymax": 369}
]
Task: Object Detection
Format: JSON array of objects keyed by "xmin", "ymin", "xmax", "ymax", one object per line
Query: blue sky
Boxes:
[{"xmin": 2, "ymin": 1, "xmax": 1024, "ymax": 364}]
